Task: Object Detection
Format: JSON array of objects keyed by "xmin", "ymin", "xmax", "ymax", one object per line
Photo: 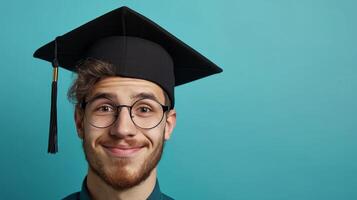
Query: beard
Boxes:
[{"xmin": 82, "ymin": 132, "xmax": 165, "ymax": 190}]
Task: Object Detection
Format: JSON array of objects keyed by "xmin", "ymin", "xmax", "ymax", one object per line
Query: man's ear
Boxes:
[
  {"xmin": 164, "ymin": 109, "xmax": 176, "ymax": 140},
  {"xmin": 74, "ymin": 105, "xmax": 84, "ymax": 139}
]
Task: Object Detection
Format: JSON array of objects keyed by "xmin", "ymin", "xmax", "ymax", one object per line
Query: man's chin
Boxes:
[
  {"xmin": 99, "ymin": 167, "xmax": 143, "ymax": 189},
  {"xmin": 87, "ymin": 153, "xmax": 157, "ymax": 190}
]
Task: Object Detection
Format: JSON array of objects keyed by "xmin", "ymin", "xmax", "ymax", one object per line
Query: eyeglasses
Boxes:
[{"xmin": 81, "ymin": 98, "xmax": 169, "ymax": 129}]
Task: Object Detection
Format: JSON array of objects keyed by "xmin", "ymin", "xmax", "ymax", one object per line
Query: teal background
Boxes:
[{"xmin": 1, "ymin": 0, "xmax": 356, "ymax": 199}]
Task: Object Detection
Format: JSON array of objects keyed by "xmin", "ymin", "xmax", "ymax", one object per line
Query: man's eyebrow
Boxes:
[
  {"xmin": 130, "ymin": 92, "xmax": 160, "ymax": 102},
  {"xmin": 86, "ymin": 92, "xmax": 116, "ymax": 102}
]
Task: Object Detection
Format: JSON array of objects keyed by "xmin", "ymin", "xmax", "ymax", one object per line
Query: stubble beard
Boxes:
[{"xmin": 82, "ymin": 133, "xmax": 165, "ymax": 191}]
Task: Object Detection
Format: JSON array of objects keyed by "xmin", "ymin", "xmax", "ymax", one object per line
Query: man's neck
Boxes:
[{"xmin": 86, "ymin": 168, "xmax": 157, "ymax": 200}]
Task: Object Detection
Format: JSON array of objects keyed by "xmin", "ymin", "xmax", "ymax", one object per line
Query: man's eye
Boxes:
[
  {"xmin": 97, "ymin": 105, "xmax": 114, "ymax": 112},
  {"xmin": 138, "ymin": 106, "xmax": 152, "ymax": 113}
]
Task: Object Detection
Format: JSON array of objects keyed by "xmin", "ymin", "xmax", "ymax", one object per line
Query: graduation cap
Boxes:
[{"xmin": 33, "ymin": 6, "xmax": 222, "ymax": 154}]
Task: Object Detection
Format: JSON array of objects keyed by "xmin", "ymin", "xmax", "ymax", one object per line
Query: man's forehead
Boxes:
[{"xmin": 88, "ymin": 76, "xmax": 166, "ymax": 102}]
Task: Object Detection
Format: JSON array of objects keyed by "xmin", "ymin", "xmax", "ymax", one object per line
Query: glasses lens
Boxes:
[
  {"xmin": 85, "ymin": 98, "xmax": 117, "ymax": 128},
  {"xmin": 131, "ymin": 99, "xmax": 164, "ymax": 129}
]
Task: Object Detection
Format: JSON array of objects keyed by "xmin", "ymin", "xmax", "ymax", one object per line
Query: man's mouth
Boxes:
[{"xmin": 102, "ymin": 144, "xmax": 144, "ymax": 158}]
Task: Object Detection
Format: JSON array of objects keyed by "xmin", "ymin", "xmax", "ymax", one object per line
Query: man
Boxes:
[{"xmin": 34, "ymin": 6, "xmax": 222, "ymax": 200}]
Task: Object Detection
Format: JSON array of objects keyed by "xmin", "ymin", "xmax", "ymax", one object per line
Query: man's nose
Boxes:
[{"xmin": 110, "ymin": 106, "xmax": 137, "ymax": 138}]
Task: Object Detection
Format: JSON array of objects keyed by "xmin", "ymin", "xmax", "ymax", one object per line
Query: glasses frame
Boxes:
[{"xmin": 81, "ymin": 97, "xmax": 169, "ymax": 129}]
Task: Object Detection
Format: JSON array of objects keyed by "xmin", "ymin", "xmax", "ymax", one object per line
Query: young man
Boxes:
[{"xmin": 34, "ymin": 6, "xmax": 222, "ymax": 200}]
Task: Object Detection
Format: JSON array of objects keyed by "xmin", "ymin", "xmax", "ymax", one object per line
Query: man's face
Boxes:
[{"xmin": 75, "ymin": 77, "xmax": 176, "ymax": 190}]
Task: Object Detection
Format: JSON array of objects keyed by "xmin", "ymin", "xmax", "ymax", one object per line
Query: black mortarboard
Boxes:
[{"xmin": 33, "ymin": 6, "xmax": 222, "ymax": 154}]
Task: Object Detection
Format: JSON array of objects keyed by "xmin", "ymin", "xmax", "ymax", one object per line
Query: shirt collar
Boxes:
[
  {"xmin": 79, "ymin": 177, "xmax": 164, "ymax": 200},
  {"xmin": 79, "ymin": 177, "xmax": 91, "ymax": 200},
  {"xmin": 146, "ymin": 179, "xmax": 163, "ymax": 200}
]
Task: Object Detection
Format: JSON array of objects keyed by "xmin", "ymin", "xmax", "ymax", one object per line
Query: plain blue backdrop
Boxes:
[{"xmin": 1, "ymin": 0, "xmax": 356, "ymax": 199}]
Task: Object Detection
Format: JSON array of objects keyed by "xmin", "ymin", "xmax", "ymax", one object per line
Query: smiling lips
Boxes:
[{"xmin": 103, "ymin": 145, "xmax": 144, "ymax": 157}]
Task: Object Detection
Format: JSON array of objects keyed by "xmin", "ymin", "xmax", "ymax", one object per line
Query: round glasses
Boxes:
[{"xmin": 82, "ymin": 98, "xmax": 169, "ymax": 129}]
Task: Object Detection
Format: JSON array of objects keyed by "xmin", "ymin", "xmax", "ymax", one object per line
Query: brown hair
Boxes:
[
  {"xmin": 67, "ymin": 58, "xmax": 116, "ymax": 106},
  {"xmin": 67, "ymin": 58, "xmax": 171, "ymax": 109}
]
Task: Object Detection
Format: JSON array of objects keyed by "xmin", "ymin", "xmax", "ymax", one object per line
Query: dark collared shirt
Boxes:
[{"xmin": 62, "ymin": 178, "xmax": 173, "ymax": 200}]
